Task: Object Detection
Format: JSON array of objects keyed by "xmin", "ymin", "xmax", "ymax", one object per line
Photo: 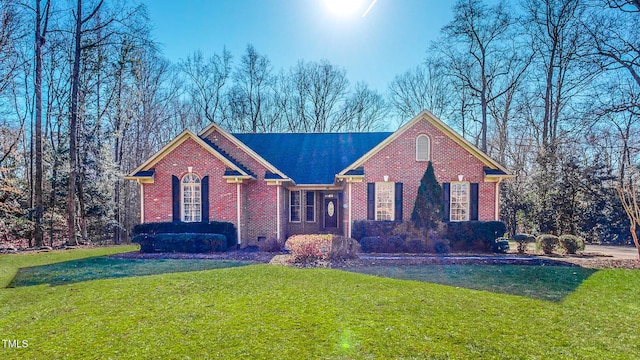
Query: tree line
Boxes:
[{"xmin": 0, "ymin": 0, "xmax": 639, "ymax": 248}]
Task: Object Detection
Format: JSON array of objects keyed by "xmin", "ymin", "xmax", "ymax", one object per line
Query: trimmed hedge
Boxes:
[
  {"xmin": 559, "ymin": 235, "xmax": 585, "ymax": 254},
  {"xmin": 536, "ymin": 234, "xmax": 560, "ymax": 254},
  {"xmin": 513, "ymin": 233, "xmax": 536, "ymax": 254},
  {"xmin": 132, "ymin": 221, "xmax": 237, "ymax": 249},
  {"xmin": 132, "ymin": 233, "xmax": 227, "ymax": 253},
  {"xmin": 352, "ymin": 220, "xmax": 400, "ymax": 241},
  {"xmin": 446, "ymin": 221, "xmax": 507, "ymax": 253}
]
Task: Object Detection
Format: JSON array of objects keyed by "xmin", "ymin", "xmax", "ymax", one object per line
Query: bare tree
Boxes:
[
  {"xmin": 388, "ymin": 58, "xmax": 452, "ymax": 125},
  {"xmin": 439, "ymin": 0, "xmax": 526, "ymax": 152},
  {"xmin": 180, "ymin": 49, "xmax": 232, "ymax": 129},
  {"xmin": 342, "ymin": 82, "xmax": 388, "ymax": 132},
  {"xmin": 616, "ymin": 171, "xmax": 640, "ymax": 259}
]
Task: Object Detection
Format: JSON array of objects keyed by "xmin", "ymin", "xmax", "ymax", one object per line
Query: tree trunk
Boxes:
[{"xmin": 67, "ymin": 0, "xmax": 82, "ymax": 246}]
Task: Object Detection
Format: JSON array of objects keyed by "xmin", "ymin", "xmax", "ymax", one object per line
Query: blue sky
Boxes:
[{"xmin": 142, "ymin": 0, "xmax": 455, "ymax": 93}]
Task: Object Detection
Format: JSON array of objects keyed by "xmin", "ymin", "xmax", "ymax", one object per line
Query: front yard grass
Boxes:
[{"xmin": 1, "ymin": 247, "xmax": 639, "ymax": 359}]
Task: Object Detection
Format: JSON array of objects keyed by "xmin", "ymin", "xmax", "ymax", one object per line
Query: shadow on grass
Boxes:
[
  {"xmin": 344, "ymin": 265, "xmax": 598, "ymax": 302},
  {"xmin": 7, "ymin": 257, "xmax": 251, "ymax": 287}
]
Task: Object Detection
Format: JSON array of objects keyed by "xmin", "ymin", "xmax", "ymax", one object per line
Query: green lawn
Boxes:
[{"xmin": 1, "ymin": 248, "xmax": 639, "ymax": 359}]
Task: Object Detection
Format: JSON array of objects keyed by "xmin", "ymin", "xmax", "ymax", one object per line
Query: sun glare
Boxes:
[{"xmin": 325, "ymin": 0, "xmax": 366, "ymax": 16}]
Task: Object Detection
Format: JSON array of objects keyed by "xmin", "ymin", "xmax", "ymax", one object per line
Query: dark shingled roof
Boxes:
[
  {"xmin": 200, "ymin": 137, "xmax": 256, "ymax": 177},
  {"xmin": 232, "ymin": 132, "xmax": 392, "ymax": 184},
  {"xmin": 484, "ymin": 167, "xmax": 507, "ymax": 176},
  {"xmin": 132, "ymin": 169, "xmax": 155, "ymax": 177}
]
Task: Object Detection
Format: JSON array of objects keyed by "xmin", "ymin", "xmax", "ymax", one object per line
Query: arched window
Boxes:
[
  {"xmin": 416, "ymin": 134, "xmax": 430, "ymax": 161},
  {"xmin": 182, "ymin": 173, "xmax": 201, "ymax": 222}
]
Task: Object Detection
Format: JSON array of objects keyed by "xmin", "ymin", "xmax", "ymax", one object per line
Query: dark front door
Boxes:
[{"xmin": 324, "ymin": 198, "xmax": 338, "ymax": 228}]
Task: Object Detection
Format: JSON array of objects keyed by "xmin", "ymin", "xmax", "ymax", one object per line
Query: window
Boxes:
[
  {"xmin": 305, "ymin": 191, "xmax": 316, "ymax": 222},
  {"xmin": 182, "ymin": 173, "xmax": 201, "ymax": 222},
  {"xmin": 450, "ymin": 182, "xmax": 469, "ymax": 221},
  {"xmin": 290, "ymin": 191, "xmax": 301, "ymax": 222},
  {"xmin": 416, "ymin": 134, "xmax": 430, "ymax": 161},
  {"xmin": 375, "ymin": 182, "xmax": 395, "ymax": 221}
]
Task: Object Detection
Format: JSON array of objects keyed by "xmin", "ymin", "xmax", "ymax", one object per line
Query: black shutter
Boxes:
[
  {"xmin": 201, "ymin": 176, "xmax": 209, "ymax": 223},
  {"xmin": 394, "ymin": 182, "xmax": 403, "ymax": 221},
  {"xmin": 367, "ymin": 183, "xmax": 375, "ymax": 220},
  {"xmin": 442, "ymin": 182, "xmax": 450, "ymax": 222},
  {"xmin": 172, "ymin": 175, "xmax": 180, "ymax": 222},
  {"xmin": 470, "ymin": 183, "xmax": 479, "ymax": 221}
]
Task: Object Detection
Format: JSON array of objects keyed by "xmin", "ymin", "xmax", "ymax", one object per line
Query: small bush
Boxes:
[
  {"xmin": 513, "ymin": 233, "xmax": 536, "ymax": 254},
  {"xmin": 132, "ymin": 233, "xmax": 227, "ymax": 253},
  {"xmin": 559, "ymin": 235, "xmax": 585, "ymax": 254},
  {"xmin": 403, "ymin": 238, "xmax": 426, "ymax": 253},
  {"xmin": 359, "ymin": 236, "xmax": 383, "ymax": 253},
  {"xmin": 434, "ymin": 239, "xmax": 451, "ymax": 254},
  {"xmin": 257, "ymin": 238, "xmax": 283, "ymax": 252},
  {"xmin": 285, "ymin": 234, "xmax": 360, "ymax": 263},
  {"xmin": 494, "ymin": 238, "xmax": 510, "ymax": 254},
  {"xmin": 131, "ymin": 221, "xmax": 237, "ymax": 249},
  {"xmin": 536, "ymin": 234, "xmax": 560, "ymax": 254}
]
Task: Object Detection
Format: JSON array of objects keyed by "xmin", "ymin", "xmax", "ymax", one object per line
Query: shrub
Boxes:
[
  {"xmin": 131, "ymin": 221, "xmax": 237, "ymax": 249},
  {"xmin": 257, "ymin": 238, "xmax": 284, "ymax": 252},
  {"xmin": 132, "ymin": 233, "xmax": 227, "ymax": 253},
  {"xmin": 351, "ymin": 220, "xmax": 400, "ymax": 241},
  {"xmin": 494, "ymin": 238, "xmax": 510, "ymax": 254},
  {"xmin": 536, "ymin": 234, "xmax": 560, "ymax": 254},
  {"xmin": 403, "ymin": 238, "xmax": 426, "ymax": 253},
  {"xmin": 285, "ymin": 234, "xmax": 360, "ymax": 263},
  {"xmin": 359, "ymin": 236, "xmax": 383, "ymax": 253},
  {"xmin": 446, "ymin": 221, "xmax": 507, "ymax": 253},
  {"xmin": 513, "ymin": 233, "xmax": 536, "ymax": 253},
  {"xmin": 559, "ymin": 235, "xmax": 585, "ymax": 254}
]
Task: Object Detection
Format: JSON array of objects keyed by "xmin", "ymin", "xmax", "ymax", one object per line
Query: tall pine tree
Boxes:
[{"xmin": 411, "ymin": 161, "xmax": 443, "ymax": 229}]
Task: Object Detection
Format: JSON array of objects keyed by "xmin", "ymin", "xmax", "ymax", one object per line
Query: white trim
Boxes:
[
  {"xmin": 181, "ymin": 173, "xmax": 202, "ymax": 223},
  {"xmin": 139, "ymin": 180, "xmax": 144, "ymax": 224},
  {"xmin": 276, "ymin": 184, "xmax": 281, "ymax": 240},
  {"xmin": 237, "ymin": 183, "xmax": 242, "ymax": 246},
  {"xmin": 495, "ymin": 179, "xmax": 502, "ymax": 221},
  {"xmin": 374, "ymin": 182, "xmax": 395, "ymax": 221},
  {"xmin": 348, "ymin": 181, "xmax": 353, "ymax": 237},
  {"xmin": 450, "ymin": 181, "xmax": 470, "ymax": 222},
  {"xmin": 305, "ymin": 191, "xmax": 316, "ymax": 223},
  {"xmin": 416, "ymin": 134, "xmax": 431, "ymax": 161},
  {"xmin": 289, "ymin": 190, "xmax": 302, "ymax": 223}
]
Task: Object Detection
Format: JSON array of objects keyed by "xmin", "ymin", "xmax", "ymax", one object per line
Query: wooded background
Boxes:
[{"xmin": 1, "ymin": 0, "xmax": 639, "ymax": 247}]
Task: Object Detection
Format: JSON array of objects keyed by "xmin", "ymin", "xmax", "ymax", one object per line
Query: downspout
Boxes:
[{"xmin": 236, "ymin": 182, "xmax": 242, "ymax": 246}]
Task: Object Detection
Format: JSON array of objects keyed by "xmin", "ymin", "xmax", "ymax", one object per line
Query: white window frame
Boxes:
[
  {"xmin": 181, "ymin": 173, "xmax": 201, "ymax": 222},
  {"xmin": 375, "ymin": 182, "xmax": 395, "ymax": 221},
  {"xmin": 416, "ymin": 134, "xmax": 430, "ymax": 161},
  {"xmin": 450, "ymin": 182, "xmax": 469, "ymax": 222},
  {"xmin": 305, "ymin": 191, "xmax": 316, "ymax": 223},
  {"xmin": 290, "ymin": 190, "xmax": 301, "ymax": 223}
]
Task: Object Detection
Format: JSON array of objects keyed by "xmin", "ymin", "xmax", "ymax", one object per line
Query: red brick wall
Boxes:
[
  {"xmin": 143, "ymin": 138, "xmax": 236, "ymax": 224},
  {"xmin": 350, "ymin": 118, "xmax": 497, "ymax": 223}
]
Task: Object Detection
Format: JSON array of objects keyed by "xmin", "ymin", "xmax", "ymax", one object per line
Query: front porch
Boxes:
[{"xmin": 286, "ymin": 189, "xmax": 344, "ymax": 237}]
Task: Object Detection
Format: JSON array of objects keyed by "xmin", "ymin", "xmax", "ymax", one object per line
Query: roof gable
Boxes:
[
  {"xmin": 125, "ymin": 130, "xmax": 252, "ymax": 179},
  {"xmin": 339, "ymin": 110, "xmax": 512, "ymax": 176},
  {"xmin": 233, "ymin": 132, "xmax": 392, "ymax": 184}
]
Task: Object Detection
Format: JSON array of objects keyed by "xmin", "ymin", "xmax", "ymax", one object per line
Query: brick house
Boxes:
[{"xmin": 125, "ymin": 110, "xmax": 513, "ymax": 246}]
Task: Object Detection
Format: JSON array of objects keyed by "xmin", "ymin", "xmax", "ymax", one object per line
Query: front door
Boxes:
[{"xmin": 324, "ymin": 198, "xmax": 338, "ymax": 228}]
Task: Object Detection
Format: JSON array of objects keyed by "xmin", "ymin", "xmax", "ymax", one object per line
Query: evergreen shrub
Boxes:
[
  {"xmin": 132, "ymin": 233, "xmax": 227, "ymax": 253},
  {"xmin": 513, "ymin": 233, "xmax": 536, "ymax": 253},
  {"xmin": 559, "ymin": 235, "xmax": 585, "ymax": 254},
  {"xmin": 131, "ymin": 221, "xmax": 237, "ymax": 249},
  {"xmin": 536, "ymin": 234, "xmax": 560, "ymax": 254}
]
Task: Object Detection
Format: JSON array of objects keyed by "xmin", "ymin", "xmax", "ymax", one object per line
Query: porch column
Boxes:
[
  {"xmin": 237, "ymin": 182, "xmax": 242, "ymax": 246},
  {"xmin": 276, "ymin": 182, "xmax": 281, "ymax": 240},
  {"xmin": 494, "ymin": 179, "xmax": 502, "ymax": 221},
  {"xmin": 138, "ymin": 180, "xmax": 144, "ymax": 224},
  {"xmin": 348, "ymin": 180, "xmax": 353, "ymax": 238}
]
